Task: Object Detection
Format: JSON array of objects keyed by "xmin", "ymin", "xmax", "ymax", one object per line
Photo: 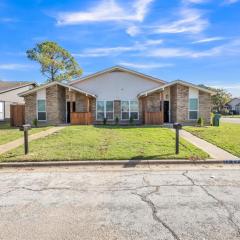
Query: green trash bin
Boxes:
[{"xmin": 213, "ymin": 113, "xmax": 221, "ymax": 126}]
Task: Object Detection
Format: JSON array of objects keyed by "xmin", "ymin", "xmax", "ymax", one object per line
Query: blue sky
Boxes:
[{"xmin": 0, "ymin": 0, "xmax": 240, "ymax": 96}]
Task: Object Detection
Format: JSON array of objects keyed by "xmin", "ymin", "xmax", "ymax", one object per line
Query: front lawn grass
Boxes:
[
  {"xmin": 184, "ymin": 123, "xmax": 240, "ymax": 157},
  {"xmin": 0, "ymin": 122, "xmax": 52, "ymax": 145},
  {"xmin": 0, "ymin": 125, "xmax": 208, "ymax": 161}
]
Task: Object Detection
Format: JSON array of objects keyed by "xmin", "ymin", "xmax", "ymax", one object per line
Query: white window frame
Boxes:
[
  {"xmin": 188, "ymin": 98, "xmax": 199, "ymax": 120},
  {"xmin": 37, "ymin": 99, "xmax": 47, "ymax": 121},
  {"xmin": 0, "ymin": 101, "xmax": 5, "ymax": 121},
  {"xmin": 121, "ymin": 100, "xmax": 139, "ymax": 121},
  {"xmin": 96, "ymin": 100, "xmax": 114, "ymax": 120}
]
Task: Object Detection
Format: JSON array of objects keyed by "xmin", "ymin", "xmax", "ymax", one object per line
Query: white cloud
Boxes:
[
  {"xmin": 126, "ymin": 25, "xmax": 141, "ymax": 36},
  {"xmin": 73, "ymin": 46, "xmax": 138, "ymax": 57},
  {"xmin": 192, "ymin": 37, "xmax": 225, "ymax": 44},
  {"xmin": 0, "ymin": 64, "xmax": 34, "ymax": 70},
  {"xmin": 119, "ymin": 62, "xmax": 174, "ymax": 69},
  {"xmin": 182, "ymin": 0, "xmax": 210, "ymax": 4},
  {"xmin": 57, "ymin": 0, "xmax": 153, "ymax": 25},
  {"xmin": 223, "ymin": 0, "xmax": 239, "ymax": 4},
  {"xmin": 153, "ymin": 8, "xmax": 208, "ymax": 34},
  {"xmin": 145, "ymin": 46, "xmax": 222, "ymax": 58},
  {"xmin": 73, "ymin": 39, "xmax": 163, "ymax": 57}
]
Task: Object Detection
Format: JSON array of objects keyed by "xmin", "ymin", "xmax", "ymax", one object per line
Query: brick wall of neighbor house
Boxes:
[
  {"xmin": 24, "ymin": 92, "xmax": 36, "ymax": 124},
  {"xmin": 199, "ymin": 90, "xmax": 212, "ymax": 124},
  {"xmin": 46, "ymin": 85, "xmax": 66, "ymax": 125}
]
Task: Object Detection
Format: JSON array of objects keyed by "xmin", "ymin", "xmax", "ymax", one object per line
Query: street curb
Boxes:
[{"xmin": 0, "ymin": 159, "xmax": 227, "ymax": 168}]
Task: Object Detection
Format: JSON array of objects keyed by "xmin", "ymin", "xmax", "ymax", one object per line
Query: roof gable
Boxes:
[
  {"xmin": 18, "ymin": 81, "xmax": 96, "ymax": 98},
  {"xmin": 138, "ymin": 80, "xmax": 216, "ymax": 97},
  {"xmin": 69, "ymin": 66, "xmax": 167, "ymax": 85},
  {"xmin": 0, "ymin": 81, "xmax": 35, "ymax": 94}
]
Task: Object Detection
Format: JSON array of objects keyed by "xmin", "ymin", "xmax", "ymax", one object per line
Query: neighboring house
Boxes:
[
  {"xmin": 0, "ymin": 81, "xmax": 35, "ymax": 121},
  {"xmin": 225, "ymin": 98, "xmax": 240, "ymax": 114},
  {"xmin": 19, "ymin": 66, "xmax": 215, "ymax": 126}
]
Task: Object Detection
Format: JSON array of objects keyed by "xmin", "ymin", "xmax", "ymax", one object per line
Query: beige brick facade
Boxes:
[
  {"xmin": 24, "ymin": 82, "xmax": 212, "ymax": 126},
  {"xmin": 24, "ymin": 92, "xmax": 37, "ymax": 125},
  {"xmin": 170, "ymin": 84, "xmax": 212, "ymax": 124},
  {"xmin": 199, "ymin": 90, "xmax": 212, "ymax": 124},
  {"xmin": 46, "ymin": 85, "xmax": 66, "ymax": 125}
]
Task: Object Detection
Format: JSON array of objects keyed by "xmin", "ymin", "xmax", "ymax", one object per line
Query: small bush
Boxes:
[
  {"xmin": 197, "ymin": 117, "xmax": 204, "ymax": 127},
  {"xmin": 32, "ymin": 118, "xmax": 38, "ymax": 127},
  {"xmin": 115, "ymin": 116, "xmax": 119, "ymax": 125},
  {"xmin": 210, "ymin": 113, "xmax": 214, "ymax": 126},
  {"xmin": 103, "ymin": 117, "xmax": 107, "ymax": 125}
]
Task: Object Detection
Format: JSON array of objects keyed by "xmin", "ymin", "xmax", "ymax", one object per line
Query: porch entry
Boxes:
[
  {"xmin": 66, "ymin": 101, "xmax": 75, "ymax": 123},
  {"xmin": 164, "ymin": 101, "xmax": 170, "ymax": 123}
]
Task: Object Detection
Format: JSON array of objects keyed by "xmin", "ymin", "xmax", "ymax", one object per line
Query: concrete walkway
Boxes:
[
  {"xmin": 0, "ymin": 126, "xmax": 65, "ymax": 155},
  {"xmin": 180, "ymin": 129, "xmax": 239, "ymax": 160},
  {"xmin": 221, "ymin": 118, "xmax": 240, "ymax": 124}
]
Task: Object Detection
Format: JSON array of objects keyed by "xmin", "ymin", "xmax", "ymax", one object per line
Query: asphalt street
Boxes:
[{"xmin": 0, "ymin": 165, "xmax": 240, "ymax": 240}]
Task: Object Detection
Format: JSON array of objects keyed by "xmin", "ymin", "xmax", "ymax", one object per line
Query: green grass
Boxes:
[
  {"xmin": 222, "ymin": 115, "xmax": 240, "ymax": 118},
  {"xmin": 0, "ymin": 125, "xmax": 209, "ymax": 162},
  {"xmin": 185, "ymin": 123, "xmax": 240, "ymax": 157},
  {"xmin": 0, "ymin": 122, "xmax": 52, "ymax": 145}
]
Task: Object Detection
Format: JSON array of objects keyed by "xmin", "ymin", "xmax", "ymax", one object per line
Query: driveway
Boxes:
[
  {"xmin": 221, "ymin": 117, "xmax": 240, "ymax": 124},
  {"xmin": 1, "ymin": 165, "xmax": 240, "ymax": 240}
]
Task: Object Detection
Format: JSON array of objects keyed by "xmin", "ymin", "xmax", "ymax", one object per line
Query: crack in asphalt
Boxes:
[
  {"xmin": 182, "ymin": 170, "xmax": 240, "ymax": 237},
  {"xmin": 133, "ymin": 177, "xmax": 181, "ymax": 240}
]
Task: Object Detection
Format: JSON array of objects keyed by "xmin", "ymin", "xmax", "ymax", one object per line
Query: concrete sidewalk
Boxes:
[
  {"xmin": 0, "ymin": 126, "xmax": 65, "ymax": 155},
  {"xmin": 180, "ymin": 129, "xmax": 239, "ymax": 160}
]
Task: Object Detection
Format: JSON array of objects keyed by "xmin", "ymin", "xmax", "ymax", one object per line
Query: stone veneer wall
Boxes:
[
  {"xmin": 199, "ymin": 90, "xmax": 212, "ymax": 124},
  {"xmin": 46, "ymin": 85, "xmax": 66, "ymax": 125},
  {"xmin": 24, "ymin": 92, "xmax": 37, "ymax": 125},
  {"xmin": 170, "ymin": 84, "xmax": 212, "ymax": 124},
  {"xmin": 176, "ymin": 84, "xmax": 189, "ymax": 122},
  {"xmin": 75, "ymin": 93, "xmax": 89, "ymax": 112},
  {"xmin": 145, "ymin": 92, "xmax": 161, "ymax": 112}
]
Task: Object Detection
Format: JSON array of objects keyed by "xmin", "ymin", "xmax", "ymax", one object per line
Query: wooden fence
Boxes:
[
  {"xmin": 70, "ymin": 112, "xmax": 92, "ymax": 125},
  {"xmin": 10, "ymin": 104, "xmax": 25, "ymax": 127},
  {"xmin": 144, "ymin": 112, "xmax": 163, "ymax": 125}
]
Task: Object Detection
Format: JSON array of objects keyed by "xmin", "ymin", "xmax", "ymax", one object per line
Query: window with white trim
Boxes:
[
  {"xmin": 37, "ymin": 99, "xmax": 46, "ymax": 121},
  {"xmin": 121, "ymin": 101, "xmax": 139, "ymax": 120},
  {"xmin": 189, "ymin": 98, "xmax": 198, "ymax": 120},
  {"xmin": 96, "ymin": 101, "xmax": 114, "ymax": 120},
  {"xmin": 0, "ymin": 101, "xmax": 4, "ymax": 121}
]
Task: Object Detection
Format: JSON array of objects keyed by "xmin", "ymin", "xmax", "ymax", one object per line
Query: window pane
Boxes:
[
  {"xmin": 97, "ymin": 101, "xmax": 104, "ymax": 112},
  {"xmin": 38, "ymin": 112, "xmax": 46, "ymax": 121},
  {"xmin": 130, "ymin": 112, "xmax": 138, "ymax": 120},
  {"xmin": 97, "ymin": 112, "xmax": 104, "ymax": 120},
  {"xmin": 0, "ymin": 102, "xmax": 3, "ymax": 112},
  {"xmin": 189, "ymin": 111, "xmax": 198, "ymax": 120},
  {"xmin": 130, "ymin": 101, "xmax": 138, "ymax": 112},
  {"xmin": 38, "ymin": 100, "xmax": 46, "ymax": 112},
  {"xmin": 122, "ymin": 112, "xmax": 129, "ymax": 120},
  {"xmin": 189, "ymin": 98, "xmax": 198, "ymax": 111},
  {"xmin": 106, "ymin": 101, "xmax": 113, "ymax": 112},
  {"xmin": 121, "ymin": 101, "xmax": 129, "ymax": 112},
  {"xmin": 106, "ymin": 112, "xmax": 113, "ymax": 120}
]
